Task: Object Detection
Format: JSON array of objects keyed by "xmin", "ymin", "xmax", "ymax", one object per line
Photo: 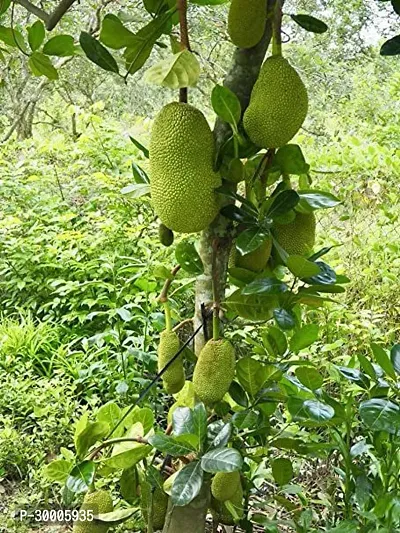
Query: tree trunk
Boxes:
[{"xmin": 163, "ymin": 3, "xmax": 276, "ymax": 532}]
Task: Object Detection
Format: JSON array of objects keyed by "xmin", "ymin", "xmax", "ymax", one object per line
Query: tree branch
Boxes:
[
  {"xmin": 15, "ymin": 0, "xmax": 49, "ymax": 24},
  {"xmin": 46, "ymin": 0, "xmax": 78, "ymax": 30},
  {"xmin": 178, "ymin": 0, "xmax": 189, "ymax": 103}
]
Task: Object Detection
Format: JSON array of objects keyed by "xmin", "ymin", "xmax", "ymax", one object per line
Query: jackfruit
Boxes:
[
  {"xmin": 193, "ymin": 339, "xmax": 236, "ymax": 405},
  {"xmin": 211, "ymin": 483, "xmax": 244, "ymax": 525},
  {"xmin": 243, "ymin": 56, "xmax": 308, "ymax": 148},
  {"xmin": 159, "ymin": 223, "xmax": 174, "ymax": 247},
  {"xmin": 211, "ymin": 471, "xmax": 241, "ymax": 502},
  {"xmin": 140, "ymin": 478, "xmax": 168, "ymax": 530},
  {"xmin": 150, "ymin": 102, "xmax": 221, "ymax": 233},
  {"xmin": 273, "ymin": 211, "xmax": 316, "ymax": 256},
  {"xmin": 73, "ymin": 490, "xmax": 113, "ymax": 533},
  {"xmin": 234, "ymin": 238, "xmax": 272, "ymax": 272},
  {"xmin": 158, "ymin": 330, "xmax": 185, "ymax": 394},
  {"xmin": 228, "ymin": 0, "xmax": 267, "ymax": 49}
]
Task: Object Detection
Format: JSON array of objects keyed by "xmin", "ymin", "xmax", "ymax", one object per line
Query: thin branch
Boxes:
[
  {"xmin": 15, "ymin": 0, "xmax": 49, "ymax": 24},
  {"xmin": 178, "ymin": 0, "xmax": 189, "ymax": 103},
  {"xmin": 46, "ymin": 0, "xmax": 78, "ymax": 30},
  {"xmin": 159, "ymin": 265, "xmax": 181, "ymax": 303},
  {"xmin": 88, "ymin": 436, "xmax": 148, "ymax": 461}
]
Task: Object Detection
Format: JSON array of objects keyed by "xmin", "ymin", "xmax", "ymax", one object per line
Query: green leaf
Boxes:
[
  {"xmin": 79, "ymin": 32, "xmax": 119, "ymax": 74},
  {"xmin": 100, "ymin": 14, "xmax": 136, "ymax": 49},
  {"xmin": 391, "ymin": 344, "xmax": 400, "ymax": 375},
  {"xmin": 226, "ymin": 289, "xmax": 277, "ymax": 322},
  {"xmin": 29, "ymin": 52, "xmax": 58, "ymax": 80},
  {"xmin": 43, "ymin": 35, "xmax": 75, "ymax": 56},
  {"xmin": 380, "ymin": 35, "xmax": 400, "ymax": 56},
  {"xmin": 236, "ymin": 357, "xmax": 268, "ymax": 396},
  {"xmin": 232, "ymin": 410, "xmax": 258, "ymax": 429},
  {"xmin": 211, "ymin": 84, "xmax": 241, "ymax": 128},
  {"xmin": 28, "ymin": 20, "xmax": 45, "ymax": 52},
  {"xmin": 291, "ymin": 14, "xmax": 328, "ymax": 34},
  {"xmin": 65, "ymin": 460, "xmax": 96, "ymax": 494},
  {"xmin": 191, "ymin": 403, "xmax": 207, "ymax": 445},
  {"xmin": 212, "ymin": 423, "xmax": 232, "ymax": 448},
  {"xmin": 129, "ymin": 136, "xmax": 149, "ymax": 159},
  {"xmin": 273, "ymin": 145, "xmax": 310, "ymax": 175},
  {"xmin": 75, "ymin": 421, "xmax": 109, "ymax": 458},
  {"xmin": 175, "ymin": 241, "xmax": 203, "ymax": 275},
  {"xmin": 359, "ymin": 399, "xmax": 400, "ymax": 434},
  {"xmin": 262, "ymin": 327, "xmax": 287, "ymax": 357},
  {"xmin": 337, "ymin": 366, "xmax": 370, "ymax": 389},
  {"xmin": 201, "ymin": 447, "xmax": 243, "ymax": 473},
  {"xmin": 370, "ymin": 343, "xmax": 396, "ymax": 379},
  {"xmin": 144, "ymin": 49, "xmax": 200, "ymax": 89},
  {"xmin": 295, "ymin": 367, "xmax": 323, "ymax": 390},
  {"xmin": 392, "ymin": 0, "xmax": 400, "ymax": 15},
  {"xmin": 120, "ymin": 183, "xmax": 150, "ymax": 197},
  {"xmin": 303, "ymin": 400, "xmax": 335, "ymax": 422},
  {"xmin": 273, "ymin": 308, "xmax": 296, "ymax": 330},
  {"xmin": 229, "ymin": 382, "xmax": 248, "ymax": 408},
  {"xmin": 148, "ymin": 434, "xmax": 197, "ymax": 456},
  {"xmin": 190, "ymin": 0, "xmax": 228, "ymax": 4},
  {"xmin": 0, "ymin": 0, "xmax": 11, "ymax": 15},
  {"xmin": 287, "ymin": 256, "xmax": 321, "ymax": 278},
  {"xmin": 172, "ymin": 407, "xmax": 194, "ymax": 436},
  {"xmin": 97, "ymin": 402, "xmax": 123, "ymax": 437},
  {"xmin": 267, "ymin": 190, "xmax": 300, "ymax": 218},
  {"xmin": 289, "ymin": 324, "xmax": 319, "ymax": 352},
  {"xmin": 236, "ymin": 228, "xmax": 270, "ymax": 256},
  {"xmin": 298, "ymin": 190, "xmax": 341, "ymax": 210},
  {"xmin": 242, "ymin": 277, "xmax": 288, "ymax": 296},
  {"xmin": 303, "ymin": 261, "xmax": 337, "ymax": 285},
  {"xmin": 271, "ymin": 458, "xmax": 294, "ymax": 486},
  {"xmin": 357, "ymin": 354, "xmax": 376, "ymax": 380},
  {"xmin": 171, "ymin": 461, "xmax": 203, "ymax": 506},
  {"xmin": 44, "ymin": 459, "xmax": 72, "ymax": 484},
  {"xmin": 0, "ymin": 25, "xmax": 26, "ymax": 49},
  {"xmin": 123, "ymin": 406, "xmax": 154, "ymax": 435},
  {"xmin": 96, "ymin": 508, "xmax": 136, "ymax": 523},
  {"xmin": 120, "ymin": 467, "xmax": 138, "ymax": 503}
]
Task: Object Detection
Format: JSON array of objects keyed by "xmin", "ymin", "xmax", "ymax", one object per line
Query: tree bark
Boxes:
[{"xmin": 162, "ymin": 482, "xmax": 210, "ymax": 533}]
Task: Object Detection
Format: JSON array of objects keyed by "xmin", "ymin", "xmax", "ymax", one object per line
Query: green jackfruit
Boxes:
[
  {"xmin": 140, "ymin": 478, "xmax": 168, "ymax": 531},
  {"xmin": 193, "ymin": 339, "xmax": 236, "ymax": 405},
  {"xmin": 243, "ymin": 56, "xmax": 308, "ymax": 148},
  {"xmin": 159, "ymin": 223, "xmax": 174, "ymax": 247},
  {"xmin": 158, "ymin": 330, "xmax": 185, "ymax": 394},
  {"xmin": 150, "ymin": 102, "xmax": 221, "ymax": 234},
  {"xmin": 273, "ymin": 212, "xmax": 316, "ymax": 256},
  {"xmin": 234, "ymin": 238, "xmax": 272, "ymax": 272},
  {"xmin": 73, "ymin": 490, "xmax": 113, "ymax": 533},
  {"xmin": 228, "ymin": 0, "xmax": 267, "ymax": 49},
  {"xmin": 211, "ymin": 483, "xmax": 244, "ymax": 525},
  {"xmin": 211, "ymin": 471, "xmax": 241, "ymax": 502}
]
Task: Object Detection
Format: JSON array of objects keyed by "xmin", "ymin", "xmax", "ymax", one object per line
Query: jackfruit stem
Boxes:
[
  {"xmin": 233, "ymin": 136, "xmax": 239, "ymax": 158},
  {"xmin": 164, "ymin": 302, "xmax": 172, "ymax": 332},
  {"xmin": 147, "ymin": 490, "xmax": 154, "ymax": 533},
  {"xmin": 272, "ymin": 0, "xmax": 283, "ymax": 56},
  {"xmin": 213, "ymin": 310, "xmax": 220, "ymax": 341}
]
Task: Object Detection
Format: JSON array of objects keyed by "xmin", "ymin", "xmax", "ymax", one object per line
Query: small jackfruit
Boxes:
[
  {"xmin": 243, "ymin": 56, "xmax": 308, "ymax": 148},
  {"xmin": 211, "ymin": 471, "xmax": 241, "ymax": 502},
  {"xmin": 158, "ymin": 223, "xmax": 174, "ymax": 247},
  {"xmin": 273, "ymin": 211, "xmax": 316, "ymax": 256},
  {"xmin": 150, "ymin": 102, "xmax": 221, "ymax": 234},
  {"xmin": 228, "ymin": 0, "xmax": 267, "ymax": 49},
  {"xmin": 235, "ymin": 238, "xmax": 272, "ymax": 272},
  {"xmin": 193, "ymin": 339, "xmax": 236, "ymax": 405},
  {"xmin": 158, "ymin": 330, "xmax": 185, "ymax": 394},
  {"xmin": 73, "ymin": 490, "xmax": 113, "ymax": 533},
  {"xmin": 140, "ymin": 479, "xmax": 168, "ymax": 531},
  {"xmin": 211, "ymin": 483, "xmax": 244, "ymax": 526}
]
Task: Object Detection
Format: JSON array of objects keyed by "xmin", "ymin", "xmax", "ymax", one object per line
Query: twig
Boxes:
[
  {"xmin": 15, "ymin": 0, "xmax": 49, "ymax": 24},
  {"xmin": 178, "ymin": 0, "xmax": 189, "ymax": 103},
  {"xmin": 47, "ymin": 0, "xmax": 78, "ymax": 30},
  {"xmin": 172, "ymin": 318, "xmax": 193, "ymax": 333},
  {"xmin": 159, "ymin": 265, "xmax": 181, "ymax": 303},
  {"xmin": 88, "ymin": 436, "xmax": 149, "ymax": 460}
]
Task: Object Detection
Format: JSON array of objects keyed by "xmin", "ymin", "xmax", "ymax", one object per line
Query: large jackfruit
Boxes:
[
  {"xmin": 234, "ymin": 238, "xmax": 272, "ymax": 272},
  {"xmin": 211, "ymin": 471, "xmax": 241, "ymax": 502},
  {"xmin": 273, "ymin": 211, "xmax": 316, "ymax": 256},
  {"xmin": 228, "ymin": 0, "xmax": 267, "ymax": 49},
  {"xmin": 243, "ymin": 56, "xmax": 308, "ymax": 148},
  {"xmin": 193, "ymin": 339, "xmax": 236, "ymax": 405},
  {"xmin": 150, "ymin": 102, "xmax": 221, "ymax": 234},
  {"xmin": 158, "ymin": 330, "xmax": 185, "ymax": 394},
  {"xmin": 140, "ymin": 478, "xmax": 168, "ymax": 531},
  {"xmin": 211, "ymin": 483, "xmax": 244, "ymax": 525},
  {"xmin": 73, "ymin": 490, "xmax": 113, "ymax": 533}
]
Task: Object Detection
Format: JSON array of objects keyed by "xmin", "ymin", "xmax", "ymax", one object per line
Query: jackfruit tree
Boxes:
[{"xmin": 31, "ymin": 0, "xmax": 370, "ymax": 532}]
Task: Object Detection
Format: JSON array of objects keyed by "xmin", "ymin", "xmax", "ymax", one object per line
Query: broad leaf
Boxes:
[
  {"xmin": 65, "ymin": 460, "xmax": 96, "ymax": 494},
  {"xmin": 43, "ymin": 35, "xmax": 75, "ymax": 57},
  {"xmin": 201, "ymin": 447, "xmax": 242, "ymax": 472},
  {"xmin": 75, "ymin": 421, "xmax": 109, "ymax": 458},
  {"xmin": 298, "ymin": 190, "xmax": 341, "ymax": 210},
  {"xmin": 79, "ymin": 32, "xmax": 119, "ymax": 74},
  {"xmin": 370, "ymin": 343, "xmax": 396, "ymax": 379},
  {"xmin": 273, "ymin": 145, "xmax": 309, "ymax": 175},
  {"xmin": 287, "ymin": 256, "xmax": 321, "ymax": 278},
  {"xmin": 211, "ymin": 84, "xmax": 241, "ymax": 127},
  {"xmin": 29, "ymin": 52, "xmax": 58, "ymax": 80},
  {"xmin": 148, "ymin": 433, "xmax": 197, "ymax": 456},
  {"xmin": 303, "ymin": 400, "xmax": 335, "ymax": 422},
  {"xmin": 144, "ymin": 50, "xmax": 200, "ymax": 88},
  {"xmin": 272, "ymin": 458, "xmax": 294, "ymax": 486},
  {"xmin": 175, "ymin": 241, "xmax": 203, "ymax": 275},
  {"xmin": 242, "ymin": 277, "xmax": 288, "ymax": 296},
  {"xmin": 359, "ymin": 399, "xmax": 400, "ymax": 434},
  {"xmin": 236, "ymin": 357, "xmax": 268, "ymax": 396},
  {"xmin": 289, "ymin": 324, "xmax": 319, "ymax": 352},
  {"xmin": 100, "ymin": 14, "xmax": 136, "ymax": 49},
  {"xmin": 28, "ymin": 20, "xmax": 45, "ymax": 52},
  {"xmin": 171, "ymin": 461, "xmax": 203, "ymax": 506},
  {"xmin": 295, "ymin": 367, "xmax": 323, "ymax": 390},
  {"xmin": 291, "ymin": 14, "xmax": 328, "ymax": 33}
]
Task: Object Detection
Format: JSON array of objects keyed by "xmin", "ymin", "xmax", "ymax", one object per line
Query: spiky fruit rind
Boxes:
[
  {"xmin": 211, "ymin": 471, "xmax": 241, "ymax": 502},
  {"xmin": 158, "ymin": 330, "xmax": 185, "ymax": 395},
  {"xmin": 150, "ymin": 102, "xmax": 221, "ymax": 234},
  {"xmin": 211, "ymin": 483, "xmax": 244, "ymax": 525},
  {"xmin": 235, "ymin": 238, "xmax": 272, "ymax": 272},
  {"xmin": 73, "ymin": 490, "xmax": 113, "ymax": 533},
  {"xmin": 193, "ymin": 339, "xmax": 236, "ymax": 405},
  {"xmin": 273, "ymin": 212, "xmax": 316, "ymax": 256},
  {"xmin": 243, "ymin": 56, "xmax": 308, "ymax": 148},
  {"xmin": 140, "ymin": 480, "xmax": 168, "ymax": 531},
  {"xmin": 228, "ymin": 0, "xmax": 267, "ymax": 49}
]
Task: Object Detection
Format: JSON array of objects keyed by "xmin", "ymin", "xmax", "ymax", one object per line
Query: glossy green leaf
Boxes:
[
  {"xmin": 287, "ymin": 256, "xmax": 321, "ymax": 278},
  {"xmin": 236, "ymin": 227, "xmax": 270, "ymax": 256},
  {"xmin": 380, "ymin": 35, "xmax": 400, "ymax": 56},
  {"xmin": 242, "ymin": 277, "xmax": 288, "ymax": 296},
  {"xmin": 201, "ymin": 447, "xmax": 243, "ymax": 473},
  {"xmin": 144, "ymin": 49, "xmax": 200, "ymax": 88},
  {"xmin": 226, "ymin": 289, "xmax": 277, "ymax": 322},
  {"xmin": 44, "ymin": 459, "xmax": 72, "ymax": 484},
  {"xmin": 148, "ymin": 433, "xmax": 197, "ymax": 456},
  {"xmin": 236, "ymin": 357, "xmax": 269, "ymax": 396},
  {"xmin": 65, "ymin": 460, "xmax": 96, "ymax": 494},
  {"xmin": 271, "ymin": 457, "xmax": 294, "ymax": 486},
  {"xmin": 43, "ymin": 35, "xmax": 75, "ymax": 56},
  {"xmin": 359, "ymin": 399, "xmax": 400, "ymax": 434},
  {"xmin": 290, "ymin": 324, "xmax": 319, "ymax": 352},
  {"xmin": 29, "ymin": 52, "xmax": 58, "ymax": 80},
  {"xmin": 79, "ymin": 32, "xmax": 119, "ymax": 74},
  {"xmin": 175, "ymin": 241, "xmax": 203, "ymax": 275},
  {"xmin": 291, "ymin": 14, "xmax": 328, "ymax": 33},
  {"xmin": 273, "ymin": 144, "xmax": 309, "ymax": 175},
  {"xmin": 211, "ymin": 84, "xmax": 241, "ymax": 127},
  {"xmin": 303, "ymin": 400, "xmax": 335, "ymax": 422},
  {"xmin": 171, "ymin": 461, "xmax": 203, "ymax": 506},
  {"xmin": 211, "ymin": 423, "xmax": 232, "ymax": 448},
  {"xmin": 370, "ymin": 342, "xmax": 396, "ymax": 379},
  {"xmin": 267, "ymin": 190, "xmax": 300, "ymax": 218},
  {"xmin": 295, "ymin": 366, "xmax": 323, "ymax": 390},
  {"xmin": 391, "ymin": 344, "xmax": 400, "ymax": 374},
  {"xmin": 28, "ymin": 20, "xmax": 45, "ymax": 52},
  {"xmin": 273, "ymin": 308, "xmax": 296, "ymax": 330},
  {"xmin": 100, "ymin": 14, "xmax": 136, "ymax": 49},
  {"xmin": 262, "ymin": 327, "xmax": 287, "ymax": 357},
  {"xmin": 298, "ymin": 190, "xmax": 341, "ymax": 210},
  {"xmin": 75, "ymin": 421, "xmax": 109, "ymax": 458}
]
